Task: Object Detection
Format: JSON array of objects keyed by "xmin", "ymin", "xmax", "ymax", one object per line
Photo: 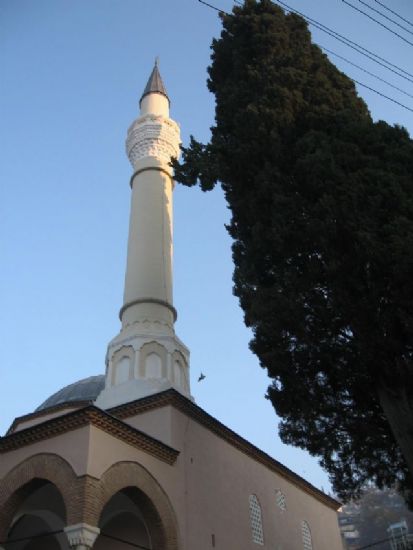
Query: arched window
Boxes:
[
  {"xmin": 172, "ymin": 350, "xmax": 188, "ymax": 391},
  {"xmin": 139, "ymin": 341, "xmax": 167, "ymax": 378},
  {"xmin": 275, "ymin": 490, "xmax": 286, "ymax": 511},
  {"xmin": 114, "ymin": 356, "xmax": 131, "ymax": 385},
  {"xmin": 249, "ymin": 494, "xmax": 264, "ymax": 545},
  {"xmin": 110, "ymin": 345, "xmax": 134, "ymax": 386},
  {"xmin": 145, "ymin": 352, "xmax": 162, "ymax": 379},
  {"xmin": 301, "ymin": 520, "xmax": 313, "ymax": 550}
]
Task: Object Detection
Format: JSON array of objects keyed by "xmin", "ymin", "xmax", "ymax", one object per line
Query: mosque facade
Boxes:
[{"xmin": 0, "ymin": 63, "xmax": 343, "ymax": 550}]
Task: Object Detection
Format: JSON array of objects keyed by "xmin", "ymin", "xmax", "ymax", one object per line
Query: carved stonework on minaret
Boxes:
[
  {"xmin": 95, "ymin": 61, "xmax": 191, "ymax": 409},
  {"xmin": 126, "ymin": 115, "xmax": 180, "ymax": 168}
]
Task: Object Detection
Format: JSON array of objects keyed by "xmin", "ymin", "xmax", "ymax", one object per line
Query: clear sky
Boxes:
[{"xmin": 1, "ymin": 0, "xmax": 412, "ymax": 495}]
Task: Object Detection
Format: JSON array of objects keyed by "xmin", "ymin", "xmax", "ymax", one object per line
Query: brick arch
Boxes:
[
  {"xmin": 95, "ymin": 461, "xmax": 180, "ymax": 550},
  {"xmin": 0, "ymin": 453, "xmax": 78, "ymax": 540}
]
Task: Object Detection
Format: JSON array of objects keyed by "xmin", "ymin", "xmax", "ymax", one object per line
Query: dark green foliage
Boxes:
[{"xmin": 173, "ymin": 0, "xmax": 413, "ymax": 502}]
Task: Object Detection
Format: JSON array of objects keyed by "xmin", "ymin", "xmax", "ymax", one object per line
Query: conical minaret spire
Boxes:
[
  {"xmin": 96, "ymin": 62, "xmax": 191, "ymax": 409},
  {"xmin": 140, "ymin": 58, "xmax": 169, "ymax": 104}
]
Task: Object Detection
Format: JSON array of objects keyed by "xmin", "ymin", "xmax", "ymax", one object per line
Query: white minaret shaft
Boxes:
[
  {"xmin": 96, "ymin": 62, "xmax": 191, "ymax": 409},
  {"xmin": 121, "ymin": 66, "xmax": 178, "ymax": 330}
]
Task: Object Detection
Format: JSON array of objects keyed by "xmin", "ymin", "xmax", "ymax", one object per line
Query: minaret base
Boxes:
[{"xmin": 95, "ymin": 323, "xmax": 191, "ymax": 410}]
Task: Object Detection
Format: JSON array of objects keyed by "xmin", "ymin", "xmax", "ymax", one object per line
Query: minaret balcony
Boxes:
[{"xmin": 126, "ymin": 114, "xmax": 180, "ymax": 170}]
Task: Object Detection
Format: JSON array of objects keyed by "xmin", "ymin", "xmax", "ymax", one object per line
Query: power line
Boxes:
[
  {"xmin": 101, "ymin": 532, "xmax": 152, "ymax": 549},
  {"xmin": 270, "ymin": 0, "xmax": 413, "ymax": 111},
  {"xmin": 342, "ymin": 0, "xmax": 413, "ymax": 47},
  {"xmin": 350, "ymin": 0, "xmax": 413, "ymax": 37},
  {"xmin": 358, "ymin": 532, "xmax": 412, "ymax": 549},
  {"xmin": 352, "ymin": 78, "xmax": 413, "ymax": 113},
  {"xmin": 272, "ymin": 0, "xmax": 413, "ymax": 82},
  {"xmin": 0, "ymin": 530, "xmax": 152, "ymax": 550},
  {"xmin": 199, "ymin": 0, "xmax": 226, "ymax": 13},
  {"xmin": 371, "ymin": 0, "xmax": 413, "ymax": 29},
  {"xmin": 320, "ymin": 46, "xmax": 413, "ymax": 100},
  {"xmin": 200, "ymin": 0, "xmax": 413, "ymax": 113},
  {"xmin": 1, "ymin": 530, "xmax": 64, "ymax": 545}
]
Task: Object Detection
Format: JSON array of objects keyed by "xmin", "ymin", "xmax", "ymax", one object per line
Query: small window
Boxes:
[
  {"xmin": 301, "ymin": 520, "xmax": 313, "ymax": 550},
  {"xmin": 249, "ymin": 494, "xmax": 264, "ymax": 545},
  {"xmin": 275, "ymin": 490, "xmax": 286, "ymax": 511}
]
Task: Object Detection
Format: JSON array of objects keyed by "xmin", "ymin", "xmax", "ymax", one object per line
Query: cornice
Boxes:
[
  {"xmin": 0, "ymin": 405, "xmax": 178, "ymax": 466},
  {"xmin": 6, "ymin": 401, "xmax": 92, "ymax": 435},
  {"xmin": 109, "ymin": 389, "xmax": 340, "ymax": 510}
]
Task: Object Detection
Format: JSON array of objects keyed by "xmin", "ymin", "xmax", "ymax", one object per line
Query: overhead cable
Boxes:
[
  {"xmin": 358, "ymin": 532, "xmax": 412, "ymax": 549},
  {"xmin": 272, "ymin": 0, "xmax": 413, "ymax": 82},
  {"xmin": 198, "ymin": 0, "xmax": 413, "ymax": 113},
  {"xmin": 0, "ymin": 530, "xmax": 64, "ymax": 545},
  {"xmin": 350, "ymin": 0, "xmax": 413, "ymax": 36},
  {"xmin": 199, "ymin": 0, "xmax": 226, "ymax": 13},
  {"xmin": 100, "ymin": 532, "xmax": 152, "ymax": 549},
  {"xmin": 342, "ymin": 0, "xmax": 413, "ymax": 47},
  {"xmin": 371, "ymin": 0, "xmax": 413, "ymax": 28},
  {"xmin": 320, "ymin": 46, "xmax": 413, "ymax": 100},
  {"xmin": 269, "ymin": 0, "xmax": 413, "ymax": 111},
  {"xmin": 352, "ymin": 78, "xmax": 413, "ymax": 112},
  {"xmin": 0, "ymin": 530, "xmax": 152, "ymax": 550}
]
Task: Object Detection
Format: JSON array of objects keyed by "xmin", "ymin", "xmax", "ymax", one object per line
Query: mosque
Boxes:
[{"xmin": 0, "ymin": 63, "xmax": 343, "ymax": 550}]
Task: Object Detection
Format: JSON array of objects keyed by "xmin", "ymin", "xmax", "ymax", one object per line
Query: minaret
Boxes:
[{"xmin": 96, "ymin": 61, "xmax": 191, "ymax": 409}]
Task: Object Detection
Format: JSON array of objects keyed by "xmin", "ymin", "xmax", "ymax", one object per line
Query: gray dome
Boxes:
[{"xmin": 36, "ymin": 375, "xmax": 105, "ymax": 411}]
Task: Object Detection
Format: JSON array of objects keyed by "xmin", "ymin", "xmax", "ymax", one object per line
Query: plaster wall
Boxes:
[
  {"xmin": 167, "ymin": 407, "xmax": 342, "ymax": 550},
  {"xmin": 0, "ymin": 426, "xmax": 90, "ymax": 479},
  {"xmin": 122, "ymin": 405, "xmax": 174, "ymax": 446},
  {"xmin": 85, "ymin": 425, "xmax": 174, "ymax": 483},
  {"xmin": 88, "ymin": 407, "xmax": 341, "ymax": 550}
]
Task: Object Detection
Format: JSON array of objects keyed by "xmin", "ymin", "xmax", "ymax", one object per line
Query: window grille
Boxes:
[
  {"xmin": 249, "ymin": 494, "xmax": 264, "ymax": 545},
  {"xmin": 301, "ymin": 520, "xmax": 313, "ymax": 550},
  {"xmin": 275, "ymin": 490, "xmax": 286, "ymax": 511}
]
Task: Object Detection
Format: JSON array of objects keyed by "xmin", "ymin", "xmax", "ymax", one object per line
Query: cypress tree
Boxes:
[{"xmin": 174, "ymin": 0, "xmax": 413, "ymax": 502}]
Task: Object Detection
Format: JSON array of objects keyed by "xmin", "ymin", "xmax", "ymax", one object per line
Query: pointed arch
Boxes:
[
  {"xmin": 110, "ymin": 345, "xmax": 135, "ymax": 386},
  {"xmin": 140, "ymin": 341, "xmax": 168, "ymax": 379},
  {"xmin": 0, "ymin": 453, "xmax": 77, "ymax": 541},
  {"xmin": 172, "ymin": 350, "xmax": 189, "ymax": 391},
  {"xmin": 95, "ymin": 461, "xmax": 180, "ymax": 550}
]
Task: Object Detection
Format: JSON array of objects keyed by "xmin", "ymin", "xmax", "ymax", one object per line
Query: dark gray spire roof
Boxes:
[
  {"xmin": 36, "ymin": 375, "xmax": 105, "ymax": 411},
  {"xmin": 140, "ymin": 59, "xmax": 170, "ymax": 105}
]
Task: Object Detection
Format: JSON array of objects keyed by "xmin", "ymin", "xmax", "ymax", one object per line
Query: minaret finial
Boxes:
[{"xmin": 155, "ymin": 56, "xmax": 159, "ymax": 67}]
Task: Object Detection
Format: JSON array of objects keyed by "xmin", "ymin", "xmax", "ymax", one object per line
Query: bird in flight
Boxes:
[{"xmin": 198, "ymin": 373, "xmax": 206, "ymax": 382}]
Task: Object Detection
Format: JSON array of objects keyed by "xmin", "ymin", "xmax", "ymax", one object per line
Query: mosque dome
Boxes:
[{"xmin": 36, "ymin": 375, "xmax": 105, "ymax": 411}]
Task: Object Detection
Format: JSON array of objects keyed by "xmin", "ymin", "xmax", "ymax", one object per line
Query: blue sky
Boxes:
[{"xmin": 1, "ymin": 0, "xmax": 412, "ymax": 494}]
